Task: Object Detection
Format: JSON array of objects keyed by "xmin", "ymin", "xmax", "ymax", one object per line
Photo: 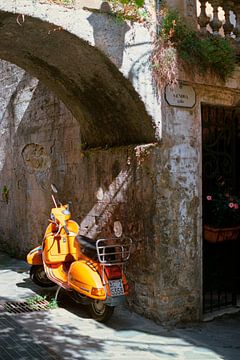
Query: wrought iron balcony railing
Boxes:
[{"xmin": 197, "ymin": 0, "xmax": 240, "ymax": 39}]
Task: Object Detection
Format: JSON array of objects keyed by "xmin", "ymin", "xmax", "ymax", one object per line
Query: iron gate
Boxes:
[{"xmin": 202, "ymin": 104, "xmax": 240, "ymax": 313}]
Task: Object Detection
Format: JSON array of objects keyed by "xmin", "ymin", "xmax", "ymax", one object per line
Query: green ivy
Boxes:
[
  {"xmin": 60, "ymin": 0, "xmax": 73, "ymax": 4},
  {"xmin": 109, "ymin": 0, "xmax": 148, "ymax": 22},
  {"xmin": 152, "ymin": 8, "xmax": 237, "ymax": 88},
  {"xmin": 115, "ymin": 0, "xmax": 144, "ymax": 6}
]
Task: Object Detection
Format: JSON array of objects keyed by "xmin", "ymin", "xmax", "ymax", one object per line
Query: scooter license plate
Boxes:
[{"xmin": 109, "ymin": 279, "xmax": 124, "ymax": 297}]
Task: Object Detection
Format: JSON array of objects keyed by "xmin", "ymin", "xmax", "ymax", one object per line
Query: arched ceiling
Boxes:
[{"xmin": 0, "ymin": 6, "xmax": 156, "ymax": 148}]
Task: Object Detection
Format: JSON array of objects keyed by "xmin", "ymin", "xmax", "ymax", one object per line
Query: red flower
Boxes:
[{"xmin": 205, "ymin": 191, "xmax": 240, "ymax": 227}]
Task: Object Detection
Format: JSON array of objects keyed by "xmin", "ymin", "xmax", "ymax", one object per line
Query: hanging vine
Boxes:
[
  {"xmin": 108, "ymin": 0, "xmax": 149, "ymax": 22},
  {"xmin": 151, "ymin": 8, "xmax": 237, "ymax": 90},
  {"xmin": 34, "ymin": 1, "xmax": 237, "ymax": 89}
]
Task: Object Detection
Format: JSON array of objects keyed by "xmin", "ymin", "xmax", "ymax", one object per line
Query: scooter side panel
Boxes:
[
  {"xmin": 68, "ymin": 260, "xmax": 106, "ymax": 300},
  {"xmin": 27, "ymin": 246, "xmax": 43, "ymax": 265},
  {"xmin": 66, "ymin": 220, "xmax": 80, "ymax": 261},
  {"xmin": 44, "ymin": 234, "xmax": 69, "ymax": 263},
  {"xmin": 44, "ymin": 221, "xmax": 79, "ymax": 264},
  {"xmin": 44, "ymin": 262, "xmax": 69, "ymax": 289}
]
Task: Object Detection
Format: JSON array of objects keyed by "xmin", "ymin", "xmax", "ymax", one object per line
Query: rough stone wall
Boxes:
[
  {"xmin": 0, "ymin": 59, "xmax": 203, "ymax": 324},
  {"xmin": 156, "ymin": 67, "xmax": 240, "ymax": 322},
  {"xmin": 157, "ymin": 97, "xmax": 202, "ymax": 322},
  {"xmin": 56, "ymin": 141, "xmax": 202, "ymax": 324},
  {"xmin": 0, "ymin": 0, "xmax": 240, "ymax": 326},
  {"xmin": 0, "ymin": 0, "xmax": 231, "ymax": 325},
  {"xmin": 0, "ymin": 60, "xmax": 81, "ymax": 256}
]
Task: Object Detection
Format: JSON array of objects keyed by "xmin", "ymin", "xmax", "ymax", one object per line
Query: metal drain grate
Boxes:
[{"xmin": 4, "ymin": 300, "xmax": 50, "ymax": 314}]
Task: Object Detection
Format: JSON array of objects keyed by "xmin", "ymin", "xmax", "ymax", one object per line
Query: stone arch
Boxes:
[{"xmin": 0, "ymin": 2, "xmax": 156, "ymax": 148}]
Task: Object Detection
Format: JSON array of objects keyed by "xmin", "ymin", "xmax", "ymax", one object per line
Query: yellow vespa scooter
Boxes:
[{"xmin": 27, "ymin": 185, "xmax": 131, "ymax": 322}]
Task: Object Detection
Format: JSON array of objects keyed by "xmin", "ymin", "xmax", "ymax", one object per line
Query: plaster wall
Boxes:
[{"xmin": 157, "ymin": 67, "xmax": 240, "ymax": 321}]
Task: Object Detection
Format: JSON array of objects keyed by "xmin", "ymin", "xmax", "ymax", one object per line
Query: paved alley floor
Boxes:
[{"xmin": 0, "ymin": 251, "xmax": 240, "ymax": 360}]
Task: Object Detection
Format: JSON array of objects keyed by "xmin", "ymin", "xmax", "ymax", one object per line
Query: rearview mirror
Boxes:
[{"xmin": 51, "ymin": 184, "xmax": 58, "ymax": 193}]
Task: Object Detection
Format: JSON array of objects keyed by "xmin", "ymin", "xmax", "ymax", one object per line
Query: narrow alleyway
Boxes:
[{"xmin": 0, "ymin": 252, "xmax": 239, "ymax": 360}]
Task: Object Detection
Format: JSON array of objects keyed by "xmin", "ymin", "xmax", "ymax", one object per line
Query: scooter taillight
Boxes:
[
  {"xmin": 105, "ymin": 265, "xmax": 122, "ymax": 279},
  {"xmin": 123, "ymin": 282, "xmax": 129, "ymax": 294}
]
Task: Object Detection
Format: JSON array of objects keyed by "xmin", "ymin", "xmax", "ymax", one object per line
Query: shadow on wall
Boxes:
[
  {"xmin": 87, "ymin": 2, "xmax": 130, "ymax": 69},
  {"xmin": 0, "ymin": 68, "xmax": 81, "ymax": 256},
  {"xmin": 0, "ymin": 63, "xmax": 157, "ymax": 269}
]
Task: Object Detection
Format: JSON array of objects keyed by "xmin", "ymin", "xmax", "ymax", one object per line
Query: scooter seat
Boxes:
[{"xmin": 76, "ymin": 235, "xmax": 98, "ymax": 260}]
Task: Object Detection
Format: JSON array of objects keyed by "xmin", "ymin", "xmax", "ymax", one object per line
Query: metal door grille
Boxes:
[{"xmin": 202, "ymin": 104, "xmax": 240, "ymax": 313}]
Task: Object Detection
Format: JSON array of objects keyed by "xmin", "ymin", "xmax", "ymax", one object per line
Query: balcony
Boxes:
[{"xmin": 197, "ymin": 0, "xmax": 239, "ymax": 39}]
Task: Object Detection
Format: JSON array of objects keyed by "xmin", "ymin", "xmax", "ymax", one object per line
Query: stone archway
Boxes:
[
  {"xmin": 0, "ymin": 2, "xmax": 162, "ymax": 319},
  {"xmin": 0, "ymin": 1, "xmax": 203, "ymax": 325},
  {"xmin": 0, "ymin": 56, "xmax": 161, "ymax": 321},
  {"xmin": 0, "ymin": 2, "xmax": 157, "ymax": 148}
]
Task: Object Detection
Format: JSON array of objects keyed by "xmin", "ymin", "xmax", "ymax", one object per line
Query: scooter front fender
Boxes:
[
  {"xmin": 27, "ymin": 246, "xmax": 43, "ymax": 265},
  {"xmin": 68, "ymin": 260, "xmax": 106, "ymax": 300}
]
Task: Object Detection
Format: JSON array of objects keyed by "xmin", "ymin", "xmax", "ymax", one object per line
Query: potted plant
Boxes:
[{"xmin": 204, "ymin": 192, "xmax": 240, "ymax": 243}]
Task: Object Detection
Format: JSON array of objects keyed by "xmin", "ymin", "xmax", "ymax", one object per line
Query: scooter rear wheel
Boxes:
[
  {"xmin": 88, "ymin": 300, "xmax": 114, "ymax": 322},
  {"xmin": 30, "ymin": 265, "xmax": 56, "ymax": 288}
]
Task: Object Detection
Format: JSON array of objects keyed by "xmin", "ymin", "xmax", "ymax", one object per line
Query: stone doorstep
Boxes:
[{"xmin": 203, "ymin": 306, "xmax": 240, "ymax": 322}]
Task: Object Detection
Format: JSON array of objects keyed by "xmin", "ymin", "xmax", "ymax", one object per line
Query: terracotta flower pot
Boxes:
[{"xmin": 204, "ymin": 224, "xmax": 240, "ymax": 243}]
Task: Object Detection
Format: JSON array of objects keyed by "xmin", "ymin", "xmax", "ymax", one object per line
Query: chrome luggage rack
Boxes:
[{"xmin": 96, "ymin": 238, "xmax": 132, "ymax": 266}]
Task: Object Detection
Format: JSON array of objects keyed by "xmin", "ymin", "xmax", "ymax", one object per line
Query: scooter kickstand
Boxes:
[{"xmin": 54, "ymin": 285, "xmax": 61, "ymax": 301}]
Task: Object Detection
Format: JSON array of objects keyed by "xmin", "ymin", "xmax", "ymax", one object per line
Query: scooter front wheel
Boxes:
[
  {"xmin": 88, "ymin": 300, "xmax": 114, "ymax": 322},
  {"xmin": 30, "ymin": 265, "xmax": 56, "ymax": 288}
]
